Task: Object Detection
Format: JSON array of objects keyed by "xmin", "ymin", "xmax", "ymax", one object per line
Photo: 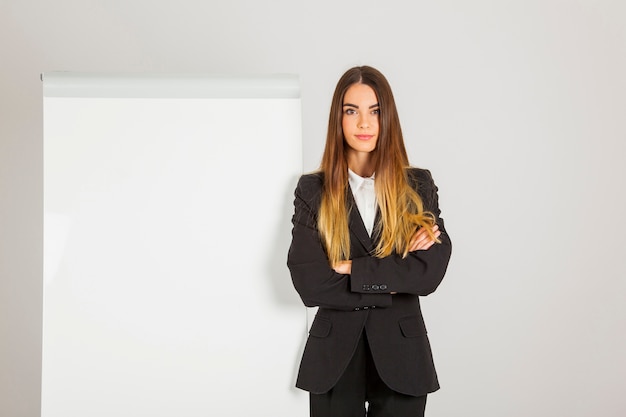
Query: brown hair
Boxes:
[{"xmin": 318, "ymin": 66, "xmax": 438, "ymax": 265}]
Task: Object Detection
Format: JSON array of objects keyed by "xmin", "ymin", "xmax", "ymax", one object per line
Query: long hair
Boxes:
[{"xmin": 318, "ymin": 66, "xmax": 438, "ymax": 266}]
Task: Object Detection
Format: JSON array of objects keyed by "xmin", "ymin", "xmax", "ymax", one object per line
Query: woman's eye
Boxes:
[
  {"xmin": 344, "ymin": 109, "xmax": 356, "ymax": 115},
  {"xmin": 372, "ymin": 109, "xmax": 380, "ymax": 115}
]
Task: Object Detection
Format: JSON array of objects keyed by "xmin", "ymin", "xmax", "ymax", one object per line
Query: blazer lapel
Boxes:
[{"xmin": 346, "ymin": 186, "xmax": 375, "ymax": 253}]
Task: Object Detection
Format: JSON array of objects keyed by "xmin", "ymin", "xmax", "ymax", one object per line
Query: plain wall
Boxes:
[{"xmin": 1, "ymin": 1, "xmax": 625, "ymax": 416}]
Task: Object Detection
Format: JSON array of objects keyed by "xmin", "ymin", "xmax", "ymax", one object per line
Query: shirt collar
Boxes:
[{"xmin": 348, "ymin": 168, "xmax": 375, "ymax": 191}]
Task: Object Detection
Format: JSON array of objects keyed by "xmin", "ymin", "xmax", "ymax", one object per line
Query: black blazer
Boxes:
[{"xmin": 287, "ymin": 168, "xmax": 452, "ymax": 397}]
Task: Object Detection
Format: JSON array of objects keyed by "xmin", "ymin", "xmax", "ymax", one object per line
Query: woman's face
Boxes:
[{"xmin": 341, "ymin": 83, "xmax": 380, "ymax": 158}]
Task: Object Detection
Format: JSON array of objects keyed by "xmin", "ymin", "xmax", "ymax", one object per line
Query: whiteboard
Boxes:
[{"xmin": 42, "ymin": 74, "xmax": 306, "ymax": 416}]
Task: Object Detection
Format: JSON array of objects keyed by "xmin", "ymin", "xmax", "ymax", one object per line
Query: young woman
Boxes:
[{"xmin": 287, "ymin": 66, "xmax": 452, "ymax": 417}]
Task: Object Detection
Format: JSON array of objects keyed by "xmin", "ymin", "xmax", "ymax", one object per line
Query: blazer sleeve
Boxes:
[
  {"xmin": 287, "ymin": 174, "xmax": 393, "ymax": 311},
  {"xmin": 349, "ymin": 169, "xmax": 452, "ymax": 296}
]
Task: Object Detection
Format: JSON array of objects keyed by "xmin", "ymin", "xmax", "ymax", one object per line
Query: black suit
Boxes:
[{"xmin": 287, "ymin": 168, "xmax": 452, "ymax": 398}]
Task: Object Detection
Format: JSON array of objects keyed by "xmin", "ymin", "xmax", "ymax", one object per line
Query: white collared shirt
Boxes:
[{"xmin": 348, "ymin": 169, "xmax": 377, "ymax": 236}]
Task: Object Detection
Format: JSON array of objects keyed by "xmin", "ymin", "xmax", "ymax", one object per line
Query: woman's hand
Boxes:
[
  {"xmin": 409, "ymin": 225, "xmax": 441, "ymax": 252},
  {"xmin": 332, "ymin": 260, "xmax": 352, "ymax": 275}
]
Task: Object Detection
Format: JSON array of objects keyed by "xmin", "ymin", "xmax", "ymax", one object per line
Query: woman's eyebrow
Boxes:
[{"xmin": 342, "ymin": 103, "xmax": 380, "ymax": 108}]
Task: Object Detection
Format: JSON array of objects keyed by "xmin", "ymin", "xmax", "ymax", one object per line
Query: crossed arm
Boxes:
[
  {"xmin": 287, "ymin": 170, "xmax": 452, "ymax": 310},
  {"xmin": 331, "ymin": 224, "xmax": 442, "ymax": 275}
]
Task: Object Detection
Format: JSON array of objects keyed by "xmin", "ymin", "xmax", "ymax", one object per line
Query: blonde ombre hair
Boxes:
[{"xmin": 318, "ymin": 66, "xmax": 439, "ymax": 266}]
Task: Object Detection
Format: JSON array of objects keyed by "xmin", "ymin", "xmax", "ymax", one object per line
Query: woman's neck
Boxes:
[{"xmin": 347, "ymin": 152, "xmax": 375, "ymax": 177}]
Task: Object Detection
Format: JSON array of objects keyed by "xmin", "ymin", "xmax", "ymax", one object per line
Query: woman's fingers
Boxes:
[
  {"xmin": 409, "ymin": 225, "xmax": 440, "ymax": 251},
  {"xmin": 332, "ymin": 260, "xmax": 352, "ymax": 275},
  {"xmin": 409, "ymin": 230, "xmax": 427, "ymax": 251}
]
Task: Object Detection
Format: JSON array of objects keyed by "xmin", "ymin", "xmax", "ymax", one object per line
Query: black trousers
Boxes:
[{"xmin": 310, "ymin": 331, "xmax": 427, "ymax": 417}]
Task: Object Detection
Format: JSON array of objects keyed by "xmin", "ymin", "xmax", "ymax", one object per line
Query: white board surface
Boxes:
[{"xmin": 42, "ymin": 74, "xmax": 306, "ymax": 417}]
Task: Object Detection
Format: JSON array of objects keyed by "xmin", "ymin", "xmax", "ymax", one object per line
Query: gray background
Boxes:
[{"xmin": 1, "ymin": 0, "xmax": 625, "ymax": 416}]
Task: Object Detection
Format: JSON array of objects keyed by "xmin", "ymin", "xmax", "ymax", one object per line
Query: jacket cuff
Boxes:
[
  {"xmin": 350, "ymin": 257, "xmax": 390, "ymax": 294},
  {"xmin": 351, "ymin": 293, "xmax": 392, "ymax": 311}
]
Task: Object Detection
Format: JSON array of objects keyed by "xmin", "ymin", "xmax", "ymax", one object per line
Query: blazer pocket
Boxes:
[
  {"xmin": 399, "ymin": 316, "xmax": 427, "ymax": 338},
  {"xmin": 309, "ymin": 316, "xmax": 332, "ymax": 338}
]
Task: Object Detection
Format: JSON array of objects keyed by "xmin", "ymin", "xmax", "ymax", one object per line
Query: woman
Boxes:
[{"xmin": 287, "ymin": 66, "xmax": 452, "ymax": 417}]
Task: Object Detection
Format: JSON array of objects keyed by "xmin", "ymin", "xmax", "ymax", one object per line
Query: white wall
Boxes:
[{"xmin": 1, "ymin": 1, "xmax": 625, "ymax": 416}]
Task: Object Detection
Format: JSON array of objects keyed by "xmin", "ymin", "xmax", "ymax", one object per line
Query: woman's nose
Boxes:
[{"xmin": 358, "ymin": 114, "xmax": 370, "ymax": 128}]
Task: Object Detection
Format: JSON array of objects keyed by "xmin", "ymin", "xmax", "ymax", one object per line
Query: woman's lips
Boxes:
[{"xmin": 355, "ymin": 135, "xmax": 374, "ymax": 140}]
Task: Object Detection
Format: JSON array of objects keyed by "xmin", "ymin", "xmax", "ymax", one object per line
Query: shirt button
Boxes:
[
  {"xmin": 372, "ymin": 284, "xmax": 380, "ymax": 290},
  {"xmin": 354, "ymin": 307, "xmax": 360, "ymax": 311},
  {"xmin": 379, "ymin": 284, "xmax": 388, "ymax": 291},
  {"xmin": 363, "ymin": 306, "xmax": 369, "ymax": 310}
]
